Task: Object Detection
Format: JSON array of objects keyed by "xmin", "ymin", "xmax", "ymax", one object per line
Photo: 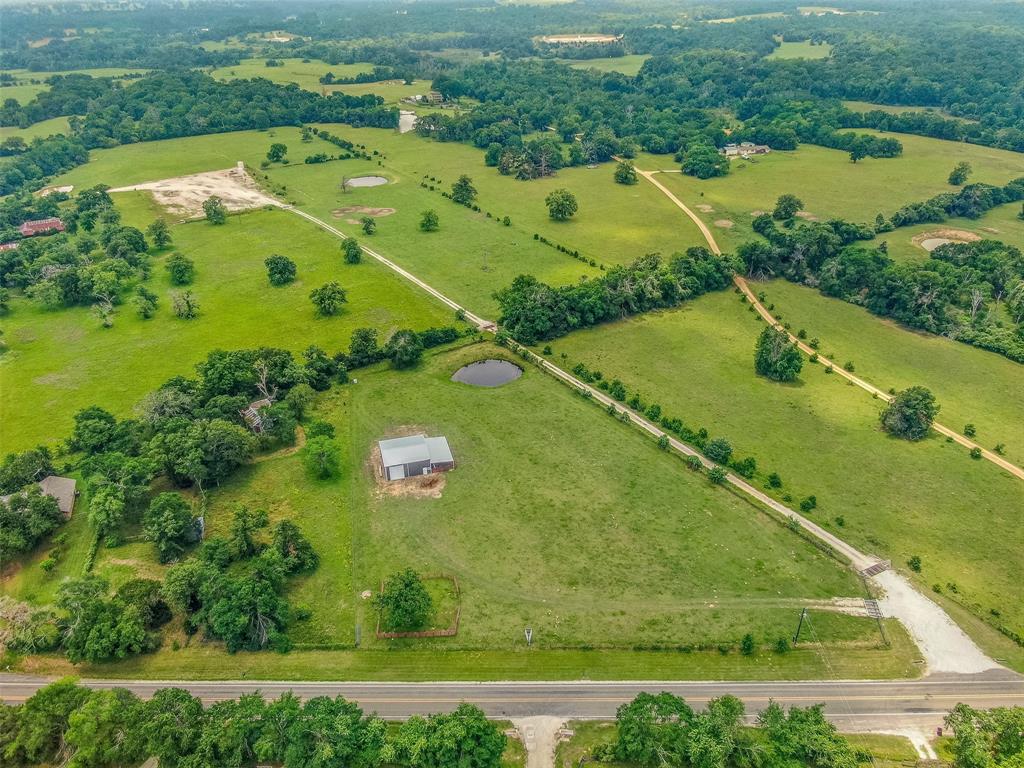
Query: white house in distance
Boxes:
[{"xmin": 379, "ymin": 434, "xmax": 455, "ymax": 481}]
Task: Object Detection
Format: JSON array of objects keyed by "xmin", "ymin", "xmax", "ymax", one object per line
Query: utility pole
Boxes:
[{"xmin": 793, "ymin": 607, "xmax": 808, "ymax": 644}]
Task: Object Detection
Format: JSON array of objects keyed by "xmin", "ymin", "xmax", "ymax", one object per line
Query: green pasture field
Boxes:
[
  {"xmin": 636, "ymin": 132, "xmax": 1024, "ymax": 253},
  {"xmin": 0, "ymin": 67, "xmax": 148, "ymax": 104},
  {"xmin": 316, "ymin": 343, "xmax": 879, "ymax": 651},
  {"xmin": 865, "ymin": 203, "xmax": 1024, "ymax": 262},
  {"xmin": 0, "ymin": 205, "xmax": 453, "ymax": 453},
  {"xmin": 765, "ymin": 40, "xmax": 833, "ymax": 59},
  {"xmin": 44, "ymin": 127, "xmax": 704, "ymax": 317},
  {"xmin": 842, "ymin": 100, "xmax": 973, "ymax": 122},
  {"xmin": 51, "ymin": 125, "xmax": 339, "ymax": 188},
  {"xmin": 272, "ymin": 125, "xmax": 706, "ymax": 313},
  {"xmin": 0, "ymin": 116, "xmax": 72, "ymax": 141},
  {"xmin": 551, "ymin": 290, "xmax": 1024, "ymax": 659},
  {"xmin": 758, "ymin": 279, "xmax": 1024, "ymax": 467},
  {"xmin": 208, "ymin": 57, "xmax": 374, "ymax": 92},
  {"xmin": 562, "ymin": 54, "xmax": 651, "ymax": 75}
]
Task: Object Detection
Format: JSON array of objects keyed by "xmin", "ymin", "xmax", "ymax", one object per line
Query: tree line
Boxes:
[
  {"xmin": 740, "ymin": 213, "xmax": 1024, "ymax": 363},
  {"xmin": 496, "ymin": 247, "xmax": 737, "ymax": 344},
  {"xmin": 0, "ymin": 679, "xmax": 507, "ymax": 768}
]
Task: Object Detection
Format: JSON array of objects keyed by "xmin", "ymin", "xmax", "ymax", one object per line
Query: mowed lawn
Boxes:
[
  {"xmin": 639, "ymin": 133, "xmax": 1024, "ymax": 253},
  {"xmin": 208, "ymin": 58, "xmax": 374, "ymax": 92},
  {"xmin": 314, "ymin": 343, "xmax": 880, "ymax": 650},
  {"xmin": 552, "ymin": 290, "xmax": 1024, "ymax": 650},
  {"xmin": 0, "ymin": 206, "xmax": 453, "ymax": 453},
  {"xmin": 758, "ymin": 279, "xmax": 1024, "ymax": 467}
]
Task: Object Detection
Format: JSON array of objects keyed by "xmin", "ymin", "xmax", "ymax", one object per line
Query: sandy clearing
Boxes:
[
  {"xmin": 911, "ymin": 228, "xmax": 981, "ymax": 251},
  {"xmin": 714, "ymin": 219, "xmax": 734, "ymax": 228},
  {"xmin": 872, "ymin": 570, "xmax": 998, "ymax": 674},
  {"xmin": 696, "ymin": 203, "xmax": 714, "ymax": 212},
  {"xmin": 36, "ymin": 185, "xmax": 73, "ymax": 197},
  {"xmin": 795, "ymin": 210, "xmax": 820, "ymax": 221},
  {"xmin": 512, "ymin": 716, "xmax": 566, "ymax": 768},
  {"xmin": 109, "ymin": 164, "xmax": 281, "ymax": 220}
]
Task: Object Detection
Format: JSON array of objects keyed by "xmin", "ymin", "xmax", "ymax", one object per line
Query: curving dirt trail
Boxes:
[{"xmin": 633, "ymin": 167, "xmax": 1024, "ymax": 482}]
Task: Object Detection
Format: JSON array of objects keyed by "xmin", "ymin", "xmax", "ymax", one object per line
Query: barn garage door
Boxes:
[{"xmin": 388, "ymin": 464, "xmax": 406, "ymax": 480}]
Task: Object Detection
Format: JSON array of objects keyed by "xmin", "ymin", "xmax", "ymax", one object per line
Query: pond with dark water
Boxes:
[{"xmin": 451, "ymin": 359, "xmax": 523, "ymax": 387}]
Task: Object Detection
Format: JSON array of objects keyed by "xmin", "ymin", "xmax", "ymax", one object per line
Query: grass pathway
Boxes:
[{"xmin": 633, "ymin": 167, "xmax": 1024, "ymax": 482}]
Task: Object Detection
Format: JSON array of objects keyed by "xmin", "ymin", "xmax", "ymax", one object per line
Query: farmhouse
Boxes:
[
  {"xmin": 379, "ymin": 434, "xmax": 455, "ymax": 481},
  {"xmin": 0, "ymin": 242, "xmax": 18, "ymax": 251},
  {"xmin": 721, "ymin": 142, "xmax": 771, "ymax": 158},
  {"xmin": 18, "ymin": 217, "xmax": 65, "ymax": 237},
  {"xmin": 0, "ymin": 475, "xmax": 78, "ymax": 517}
]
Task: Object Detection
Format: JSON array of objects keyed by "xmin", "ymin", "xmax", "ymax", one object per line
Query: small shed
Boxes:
[{"xmin": 379, "ymin": 434, "xmax": 455, "ymax": 481}]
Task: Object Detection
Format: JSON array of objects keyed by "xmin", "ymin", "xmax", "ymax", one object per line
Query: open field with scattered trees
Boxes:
[
  {"xmin": 208, "ymin": 57, "xmax": 375, "ymax": 91},
  {"xmin": 0, "ymin": 206, "xmax": 452, "ymax": 452},
  {"xmin": 642, "ymin": 132, "xmax": 1024, "ymax": 251},
  {"xmin": 551, "ymin": 289, "xmax": 1024, "ymax": 656},
  {"xmin": 759, "ymin": 279, "xmax": 1024, "ymax": 467}
]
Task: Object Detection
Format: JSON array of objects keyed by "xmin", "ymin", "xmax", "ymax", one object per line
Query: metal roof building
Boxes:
[{"xmin": 379, "ymin": 434, "xmax": 455, "ymax": 481}]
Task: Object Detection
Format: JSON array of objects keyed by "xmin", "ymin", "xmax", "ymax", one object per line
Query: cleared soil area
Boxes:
[
  {"xmin": 332, "ymin": 205, "xmax": 396, "ymax": 217},
  {"xmin": 911, "ymin": 228, "xmax": 981, "ymax": 251},
  {"xmin": 109, "ymin": 165, "xmax": 280, "ymax": 219}
]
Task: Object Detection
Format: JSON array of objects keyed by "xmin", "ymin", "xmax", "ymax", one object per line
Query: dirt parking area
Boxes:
[
  {"xmin": 911, "ymin": 228, "xmax": 981, "ymax": 251},
  {"xmin": 109, "ymin": 163, "xmax": 281, "ymax": 220}
]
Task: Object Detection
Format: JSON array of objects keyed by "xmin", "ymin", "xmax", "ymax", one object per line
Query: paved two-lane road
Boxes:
[{"xmin": 2, "ymin": 671, "xmax": 1022, "ymax": 728}]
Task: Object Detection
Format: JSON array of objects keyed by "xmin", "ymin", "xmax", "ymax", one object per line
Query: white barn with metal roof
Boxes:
[{"xmin": 379, "ymin": 434, "xmax": 455, "ymax": 481}]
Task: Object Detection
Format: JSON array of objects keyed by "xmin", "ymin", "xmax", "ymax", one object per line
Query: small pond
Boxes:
[
  {"xmin": 347, "ymin": 175, "xmax": 389, "ymax": 188},
  {"xmin": 451, "ymin": 359, "xmax": 523, "ymax": 387},
  {"xmin": 920, "ymin": 237, "xmax": 953, "ymax": 252}
]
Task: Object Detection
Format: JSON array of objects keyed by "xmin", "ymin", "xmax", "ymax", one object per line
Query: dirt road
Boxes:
[{"xmin": 633, "ymin": 167, "xmax": 1024, "ymax": 482}]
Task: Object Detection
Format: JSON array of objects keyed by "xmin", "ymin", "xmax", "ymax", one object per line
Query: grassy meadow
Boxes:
[
  {"xmin": 758, "ymin": 279, "xmax": 1024, "ymax": 467},
  {"xmin": 637, "ymin": 132, "xmax": 1024, "ymax": 253},
  {"xmin": 0, "ymin": 116, "xmax": 72, "ymax": 141},
  {"xmin": 0, "ymin": 67, "xmax": 148, "ymax": 104},
  {"xmin": 765, "ymin": 40, "xmax": 833, "ymax": 59},
  {"xmin": 865, "ymin": 203, "xmax": 1024, "ymax": 262},
  {"xmin": 0, "ymin": 205, "xmax": 453, "ymax": 453},
  {"xmin": 562, "ymin": 54, "xmax": 651, "ymax": 75},
  {"xmin": 208, "ymin": 57, "xmax": 374, "ymax": 92},
  {"xmin": 333, "ymin": 344, "xmax": 880, "ymax": 650},
  {"xmin": 551, "ymin": 289, "xmax": 1024, "ymax": 653}
]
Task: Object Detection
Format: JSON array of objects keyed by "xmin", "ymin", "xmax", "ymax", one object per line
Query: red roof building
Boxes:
[
  {"xmin": 0, "ymin": 242, "xmax": 18, "ymax": 251},
  {"xmin": 18, "ymin": 217, "xmax": 65, "ymax": 237}
]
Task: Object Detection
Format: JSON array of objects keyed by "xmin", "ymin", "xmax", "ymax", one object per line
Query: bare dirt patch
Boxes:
[
  {"xmin": 980, "ymin": 227, "xmax": 1000, "ymax": 234},
  {"xmin": 696, "ymin": 203, "xmax": 714, "ymax": 213},
  {"xmin": 109, "ymin": 164, "xmax": 280, "ymax": 220},
  {"xmin": 332, "ymin": 205, "xmax": 396, "ymax": 218},
  {"xmin": 795, "ymin": 210, "xmax": 820, "ymax": 221},
  {"xmin": 713, "ymin": 219, "xmax": 734, "ymax": 228},
  {"xmin": 36, "ymin": 185, "xmax": 73, "ymax": 197},
  {"xmin": 912, "ymin": 228, "xmax": 981, "ymax": 252},
  {"xmin": 749, "ymin": 209, "xmax": 766, "ymax": 217}
]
